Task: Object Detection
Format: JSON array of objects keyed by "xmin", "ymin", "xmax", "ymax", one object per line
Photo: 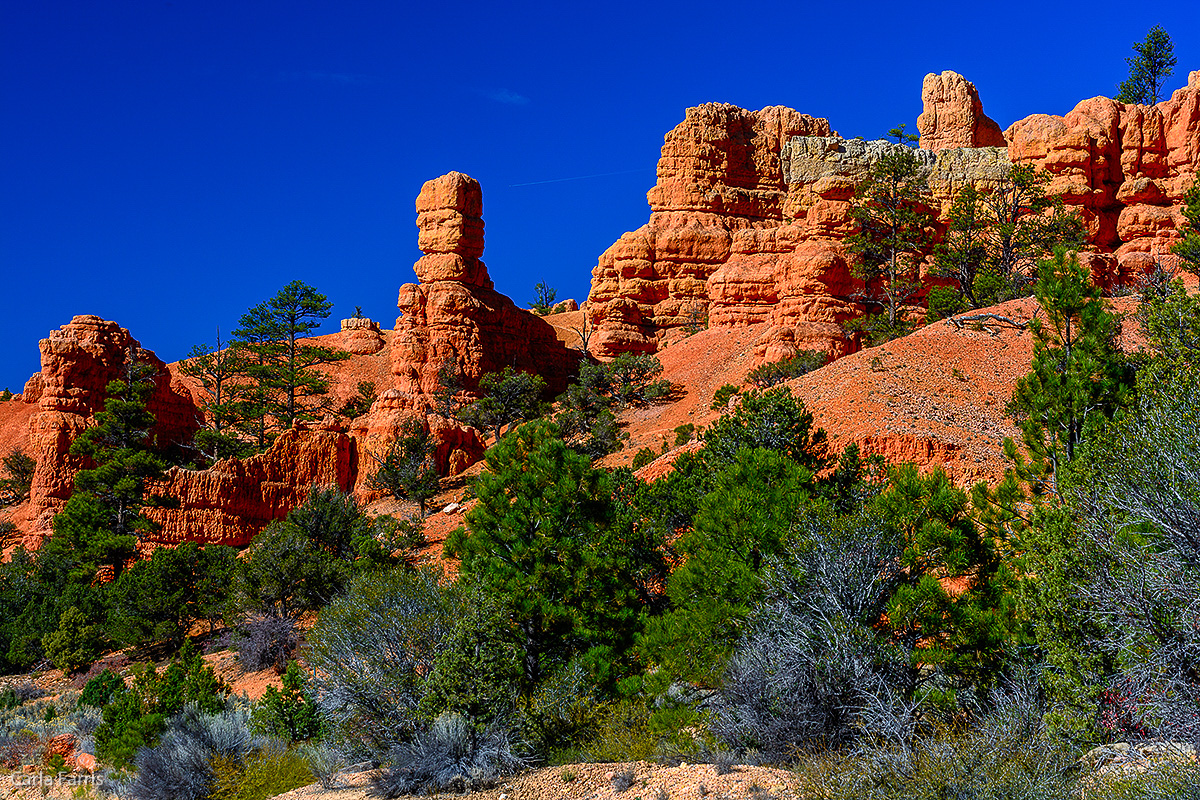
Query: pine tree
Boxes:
[
  {"xmin": 934, "ymin": 165, "xmax": 1085, "ymax": 308},
  {"xmin": 1006, "ymin": 249, "xmax": 1134, "ymax": 496},
  {"xmin": 443, "ymin": 420, "xmax": 654, "ymax": 690},
  {"xmin": 1115, "ymin": 25, "xmax": 1177, "ymax": 105},
  {"xmin": 49, "ymin": 350, "xmax": 171, "ymax": 579},
  {"xmin": 458, "ymin": 367, "xmax": 546, "ymax": 442},
  {"xmin": 232, "ymin": 281, "xmax": 349, "ymax": 447},
  {"xmin": 367, "ymin": 417, "xmax": 441, "ymax": 516},
  {"xmin": 847, "ymin": 146, "xmax": 937, "ymax": 340},
  {"xmin": 1172, "ymin": 178, "xmax": 1200, "ymax": 277},
  {"xmin": 180, "ymin": 327, "xmax": 252, "ymax": 463}
]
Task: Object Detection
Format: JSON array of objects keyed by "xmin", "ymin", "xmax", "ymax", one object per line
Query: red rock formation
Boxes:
[
  {"xmin": 587, "ymin": 104, "xmax": 832, "ymax": 357},
  {"xmin": 142, "ymin": 426, "xmax": 356, "ymax": 547},
  {"xmin": 1005, "ymin": 70, "xmax": 1200, "ymax": 272},
  {"xmin": 589, "ymin": 73, "xmax": 1200, "ymax": 360},
  {"xmin": 18, "ymin": 316, "xmax": 361, "ymax": 550},
  {"xmin": 917, "ymin": 71, "xmax": 1006, "ymax": 150},
  {"xmin": 391, "ymin": 172, "xmax": 583, "ymax": 407},
  {"xmin": 340, "ymin": 317, "xmax": 386, "ymax": 355},
  {"xmin": 21, "ymin": 373, "xmax": 43, "ymax": 403},
  {"xmin": 26, "ymin": 316, "xmax": 201, "ymax": 535},
  {"xmin": 350, "ymin": 388, "xmax": 485, "ymax": 496}
]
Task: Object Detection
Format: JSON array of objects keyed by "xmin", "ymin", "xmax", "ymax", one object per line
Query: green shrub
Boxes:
[
  {"xmin": 420, "ymin": 601, "xmax": 522, "ymax": 725},
  {"xmin": 631, "ymin": 447, "xmax": 657, "ymax": 470},
  {"xmin": 744, "ymin": 351, "xmax": 828, "ymax": 388},
  {"xmin": 673, "ymin": 424, "xmax": 695, "ymax": 446},
  {"xmin": 606, "ymin": 354, "xmax": 672, "ymax": 407},
  {"xmin": 0, "ymin": 448, "xmax": 35, "ymax": 506},
  {"xmin": 209, "ymin": 747, "xmax": 314, "ymax": 800},
  {"xmin": 41, "ymin": 606, "xmax": 100, "ymax": 675},
  {"xmin": 339, "ymin": 380, "xmax": 377, "ymax": 419},
  {"xmin": 95, "ymin": 641, "xmax": 226, "ymax": 768},
  {"xmin": 925, "ymin": 285, "xmax": 965, "ymax": 321},
  {"xmin": 251, "ymin": 661, "xmax": 322, "ymax": 743},
  {"xmin": 710, "ymin": 384, "xmax": 739, "ymax": 410}
]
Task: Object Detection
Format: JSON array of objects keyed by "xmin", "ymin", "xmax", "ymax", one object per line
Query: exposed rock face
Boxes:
[
  {"xmin": 143, "ymin": 426, "xmax": 356, "ymax": 547},
  {"xmin": 587, "ymin": 104, "xmax": 832, "ymax": 357},
  {"xmin": 917, "ymin": 71, "xmax": 1006, "ymax": 150},
  {"xmin": 588, "ymin": 73, "xmax": 1200, "ymax": 359},
  {"xmin": 340, "ymin": 317, "xmax": 385, "ymax": 355},
  {"xmin": 19, "ymin": 316, "xmax": 360, "ymax": 549},
  {"xmin": 21, "ymin": 373, "xmax": 43, "ymax": 403},
  {"xmin": 27, "ymin": 316, "xmax": 201, "ymax": 534},
  {"xmin": 1005, "ymin": 70, "xmax": 1200, "ymax": 279},
  {"xmin": 350, "ymin": 388, "xmax": 485, "ymax": 496},
  {"xmin": 392, "ymin": 172, "xmax": 583, "ymax": 407}
]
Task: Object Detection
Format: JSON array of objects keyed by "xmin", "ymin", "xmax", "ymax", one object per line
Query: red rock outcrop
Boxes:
[
  {"xmin": 26, "ymin": 316, "xmax": 201, "ymax": 535},
  {"xmin": 350, "ymin": 389, "xmax": 484, "ymax": 496},
  {"xmin": 340, "ymin": 317, "xmax": 385, "ymax": 355},
  {"xmin": 917, "ymin": 71, "xmax": 1006, "ymax": 150},
  {"xmin": 21, "ymin": 373, "xmax": 43, "ymax": 403},
  {"xmin": 1005, "ymin": 70, "xmax": 1200, "ymax": 276},
  {"xmin": 15, "ymin": 316, "xmax": 363, "ymax": 550},
  {"xmin": 391, "ymin": 172, "xmax": 583, "ymax": 407},
  {"xmin": 142, "ymin": 426, "xmax": 356, "ymax": 547},
  {"xmin": 589, "ymin": 73, "xmax": 1200, "ymax": 361},
  {"xmin": 587, "ymin": 104, "xmax": 833, "ymax": 357}
]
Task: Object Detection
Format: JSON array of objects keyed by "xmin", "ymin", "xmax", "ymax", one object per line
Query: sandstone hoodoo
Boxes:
[
  {"xmin": 391, "ymin": 171, "xmax": 584, "ymax": 408},
  {"xmin": 339, "ymin": 316, "xmax": 385, "ymax": 355},
  {"xmin": 26, "ymin": 316, "xmax": 201, "ymax": 535},
  {"xmin": 587, "ymin": 71, "xmax": 1200, "ymax": 362},
  {"xmin": 917, "ymin": 70, "xmax": 1007, "ymax": 150}
]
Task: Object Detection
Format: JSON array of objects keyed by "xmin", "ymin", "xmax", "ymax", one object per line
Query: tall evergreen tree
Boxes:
[
  {"xmin": 1006, "ymin": 249, "xmax": 1134, "ymax": 497},
  {"xmin": 444, "ymin": 420, "xmax": 661, "ymax": 690},
  {"xmin": 232, "ymin": 280, "xmax": 349, "ymax": 446},
  {"xmin": 847, "ymin": 146, "xmax": 937, "ymax": 339},
  {"xmin": 180, "ymin": 327, "xmax": 252, "ymax": 462},
  {"xmin": 49, "ymin": 350, "xmax": 172, "ymax": 579},
  {"xmin": 934, "ymin": 166, "xmax": 1085, "ymax": 308},
  {"xmin": 1115, "ymin": 25, "xmax": 1177, "ymax": 105}
]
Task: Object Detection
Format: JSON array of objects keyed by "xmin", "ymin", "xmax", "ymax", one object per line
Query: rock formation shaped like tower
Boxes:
[{"xmin": 390, "ymin": 172, "xmax": 582, "ymax": 406}]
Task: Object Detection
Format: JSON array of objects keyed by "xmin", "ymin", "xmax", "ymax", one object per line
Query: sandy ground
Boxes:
[{"xmin": 275, "ymin": 760, "xmax": 804, "ymax": 800}]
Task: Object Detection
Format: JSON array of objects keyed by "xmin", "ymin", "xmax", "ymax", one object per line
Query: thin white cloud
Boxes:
[{"xmin": 486, "ymin": 88, "xmax": 530, "ymax": 105}]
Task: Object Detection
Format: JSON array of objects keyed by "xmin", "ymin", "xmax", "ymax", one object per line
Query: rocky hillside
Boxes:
[{"xmin": 0, "ymin": 70, "xmax": 1196, "ymax": 554}]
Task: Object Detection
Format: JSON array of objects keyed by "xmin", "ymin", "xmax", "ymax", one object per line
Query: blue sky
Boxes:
[{"xmin": 2, "ymin": 0, "xmax": 1197, "ymax": 389}]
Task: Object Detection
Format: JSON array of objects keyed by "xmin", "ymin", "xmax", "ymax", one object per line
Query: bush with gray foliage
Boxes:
[
  {"xmin": 305, "ymin": 566, "xmax": 458, "ymax": 756},
  {"xmin": 128, "ymin": 702, "xmax": 258, "ymax": 800},
  {"xmin": 1071, "ymin": 369, "xmax": 1200, "ymax": 744},
  {"xmin": 371, "ymin": 712, "xmax": 527, "ymax": 797},
  {"xmin": 792, "ymin": 679, "xmax": 1078, "ymax": 800},
  {"xmin": 711, "ymin": 510, "xmax": 912, "ymax": 760}
]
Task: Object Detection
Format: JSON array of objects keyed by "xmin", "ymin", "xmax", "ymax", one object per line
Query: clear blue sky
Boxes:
[{"xmin": 2, "ymin": 0, "xmax": 1197, "ymax": 390}]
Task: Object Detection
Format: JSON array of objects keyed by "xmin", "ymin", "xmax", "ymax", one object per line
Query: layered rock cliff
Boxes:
[{"xmin": 587, "ymin": 71, "xmax": 1200, "ymax": 360}]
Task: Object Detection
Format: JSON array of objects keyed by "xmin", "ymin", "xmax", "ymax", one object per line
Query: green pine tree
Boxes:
[
  {"xmin": 1115, "ymin": 25, "xmax": 1177, "ymax": 105},
  {"xmin": 47, "ymin": 351, "xmax": 171, "ymax": 580},
  {"xmin": 847, "ymin": 146, "xmax": 937, "ymax": 340},
  {"xmin": 1172, "ymin": 178, "xmax": 1200, "ymax": 277},
  {"xmin": 1006, "ymin": 249, "xmax": 1134, "ymax": 497},
  {"xmin": 444, "ymin": 420, "xmax": 658, "ymax": 691},
  {"xmin": 181, "ymin": 327, "xmax": 253, "ymax": 463},
  {"xmin": 231, "ymin": 280, "xmax": 349, "ymax": 447}
]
